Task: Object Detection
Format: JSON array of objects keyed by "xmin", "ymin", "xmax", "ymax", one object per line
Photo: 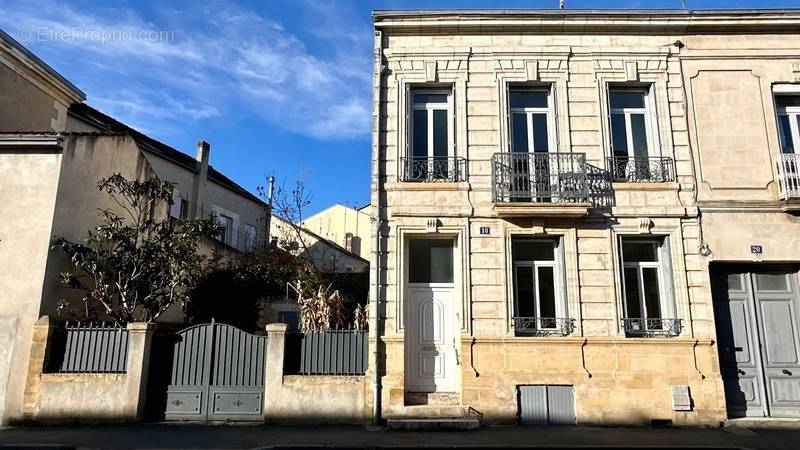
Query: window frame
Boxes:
[
  {"xmin": 409, "ymin": 87, "xmax": 455, "ymax": 161},
  {"xmin": 608, "ymin": 85, "xmax": 661, "ymax": 159},
  {"xmin": 775, "ymin": 94, "xmax": 800, "ymax": 155},
  {"xmin": 507, "ymin": 85, "xmax": 558, "ymax": 154},
  {"xmin": 216, "ymin": 213, "xmax": 234, "ymax": 245},
  {"xmin": 618, "ymin": 237, "xmax": 676, "ymax": 326},
  {"xmin": 511, "ymin": 237, "xmax": 567, "ymax": 331}
]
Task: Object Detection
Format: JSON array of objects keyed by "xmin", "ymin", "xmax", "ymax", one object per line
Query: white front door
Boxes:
[
  {"xmin": 406, "ymin": 238, "xmax": 459, "ymax": 393},
  {"xmin": 407, "ymin": 286, "xmax": 458, "ymax": 392}
]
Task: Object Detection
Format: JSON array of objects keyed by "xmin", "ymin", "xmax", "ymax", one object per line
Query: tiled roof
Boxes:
[{"xmin": 68, "ymin": 103, "xmax": 264, "ymax": 205}]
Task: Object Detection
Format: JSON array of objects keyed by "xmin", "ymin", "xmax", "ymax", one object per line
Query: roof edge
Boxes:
[
  {"xmin": 0, "ymin": 27, "xmax": 85, "ymax": 102},
  {"xmin": 373, "ymin": 8, "xmax": 800, "ymax": 31}
]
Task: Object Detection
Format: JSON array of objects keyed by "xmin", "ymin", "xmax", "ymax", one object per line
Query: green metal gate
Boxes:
[{"xmin": 164, "ymin": 321, "xmax": 267, "ymax": 421}]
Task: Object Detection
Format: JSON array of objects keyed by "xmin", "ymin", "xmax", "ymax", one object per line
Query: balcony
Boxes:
[
  {"xmin": 774, "ymin": 153, "xmax": 800, "ymax": 205},
  {"xmin": 491, "ymin": 152, "xmax": 592, "ymax": 217},
  {"xmin": 400, "ymin": 156, "xmax": 467, "ymax": 183},
  {"xmin": 512, "ymin": 317, "xmax": 575, "ymax": 337},
  {"xmin": 621, "ymin": 318, "xmax": 682, "ymax": 338},
  {"xmin": 607, "ymin": 156, "xmax": 675, "ymax": 183}
]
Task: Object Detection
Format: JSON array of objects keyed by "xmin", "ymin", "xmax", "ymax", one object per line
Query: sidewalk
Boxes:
[{"xmin": 1, "ymin": 424, "xmax": 800, "ymax": 450}]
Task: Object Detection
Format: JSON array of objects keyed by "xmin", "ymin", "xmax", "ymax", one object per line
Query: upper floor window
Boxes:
[
  {"xmin": 243, "ymin": 223, "xmax": 258, "ymax": 253},
  {"xmin": 511, "ymin": 237, "xmax": 573, "ymax": 336},
  {"xmin": 608, "ymin": 86, "xmax": 672, "ymax": 182},
  {"xmin": 508, "ymin": 87, "xmax": 555, "ymax": 153},
  {"xmin": 776, "ymin": 94, "xmax": 800, "ymax": 154},
  {"xmin": 773, "ymin": 90, "xmax": 800, "ymax": 201},
  {"xmin": 215, "ymin": 213, "xmax": 234, "ymax": 245},
  {"xmin": 404, "ymin": 88, "xmax": 463, "ymax": 182},
  {"xmin": 619, "ymin": 237, "xmax": 680, "ymax": 337}
]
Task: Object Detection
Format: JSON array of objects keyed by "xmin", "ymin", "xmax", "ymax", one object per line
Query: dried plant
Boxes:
[
  {"xmin": 354, "ymin": 303, "xmax": 368, "ymax": 331},
  {"xmin": 292, "ymin": 281, "xmax": 346, "ymax": 331}
]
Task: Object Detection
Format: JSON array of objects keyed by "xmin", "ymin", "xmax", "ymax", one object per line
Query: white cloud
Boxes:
[{"xmin": 0, "ymin": 0, "xmax": 371, "ymax": 141}]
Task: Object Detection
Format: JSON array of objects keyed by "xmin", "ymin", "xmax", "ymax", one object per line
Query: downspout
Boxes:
[{"xmin": 370, "ymin": 26, "xmax": 385, "ymax": 426}]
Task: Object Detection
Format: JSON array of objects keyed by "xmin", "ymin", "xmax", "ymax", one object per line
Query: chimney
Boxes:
[
  {"xmin": 190, "ymin": 140, "xmax": 210, "ymax": 218},
  {"xmin": 196, "ymin": 140, "xmax": 210, "ymax": 167}
]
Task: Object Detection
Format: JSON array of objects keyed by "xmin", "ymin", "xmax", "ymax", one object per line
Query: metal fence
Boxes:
[
  {"xmin": 492, "ymin": 152, "xmax": 590, "ymax": 203},
  {"xmin": 46, "ymin": 322, "xmax": 129, "ymax": 373},
  {"xmin": 400, "ymin": 156, "xmax": 467, "ymax": 182},
  {"xmin": 774, "ymin": 152, "xmax": 800, "ymax": 200},
  {"xmin": 607, "ymin": 156, "xmax": 675, "ymax": 183},
  {"xmin": 285, "ymin": 330, "xmax": 368, "ymax": 375}
]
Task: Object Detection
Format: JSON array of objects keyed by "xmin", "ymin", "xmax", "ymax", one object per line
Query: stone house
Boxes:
[
  {"xmin": 370, "ymin": 9, "xmax": 800, "ymax": 426},
  {"xmin": 0, "ymin": 28, "xmax": 267, "ymax": 424},
  {"xmin": 301, "ymin": 203, "xmax": 372, "ymax": 260}
]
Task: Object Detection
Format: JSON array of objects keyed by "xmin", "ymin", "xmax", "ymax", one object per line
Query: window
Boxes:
[
  {"xmin": 608, "ymin": 86, "xmax": 669, "ymax": 182},
  {"xmin": 408, "ymin": 239, "xmax": 453, "ymax": 284},
  {"xmin": 508, "ymin": 87, "xmax": 555, "ymax": 153},
  {"xmin": 773, "ymin": 91, "xmax": 800, "ymax": 200},
  {"xmin": 215, "ymin": 214, "xmax": 234, "ymax": 245},
  {"xmin": 775, "ymin": 95, "xmax": 800, "ymax": 154},
  {"xmin": 619, "ymin": 237, "xmax": 679, "ymax": 337},
  {"xmin": 179, "ymin": 199, "xmax": 189, "ymax": 219},
  {"xmin": 406, "ymin": 88, "xmax": 455, "ymax": 181},
  {"xmin": 511, "ymin": 237, "xmax": 571, "ymax": 336},
  {"xmin": 170, "ymin": 188, "xmax": 183, "ymax": 219},
  {"xmin": 243, "ymin": 224, "xmax": 257, "ymax": 252}
]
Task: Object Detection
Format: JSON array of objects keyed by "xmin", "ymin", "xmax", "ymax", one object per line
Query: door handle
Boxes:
[
  {"xmin": 783, "ymin": 369, "xmax": 793, "ymax": 376},
  {"xmin": 453, "ymin": 338, "xmax": 461, "ymax": 366},
  {"xmin": 737, "ymin": 369, "xmax": 746, "ymax": 375},
  {"xmin": 727, "ymin": 346, "xmax": 743, "ymax": 352}
]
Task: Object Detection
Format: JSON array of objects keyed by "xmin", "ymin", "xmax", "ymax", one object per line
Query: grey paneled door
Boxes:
[{"xmin": 712, "ymin": 268, "xmax": 800, "ymax": 418}]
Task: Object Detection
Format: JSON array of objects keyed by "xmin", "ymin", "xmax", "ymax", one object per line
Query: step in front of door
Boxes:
[{"xmin": 386, "ymin": 417, "xmax": 480, "ymax": 431}]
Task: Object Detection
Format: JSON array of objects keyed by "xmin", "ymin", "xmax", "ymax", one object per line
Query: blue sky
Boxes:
[{"xmin": 1, "ymin": 0, "xmax": 798, "ymax": 215}]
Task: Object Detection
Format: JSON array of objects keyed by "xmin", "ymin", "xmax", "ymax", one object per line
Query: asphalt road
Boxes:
[{"xmin": 1, "ymin": 424, "xmax": 799, "ymax": 450}]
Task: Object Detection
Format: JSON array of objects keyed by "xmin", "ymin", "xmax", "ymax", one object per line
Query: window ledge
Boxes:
[
  {"xmin": 612, "ymin": 182, "xmax": 679, "ymax": 191},
  {"xmin": 386, "ymin": 181, "xmax": 470, "ymax": 192}
]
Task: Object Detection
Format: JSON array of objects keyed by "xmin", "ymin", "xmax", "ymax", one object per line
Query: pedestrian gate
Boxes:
[{"xmin": 164, "ymin": 322, "xmax": 267, "ymax": 421}]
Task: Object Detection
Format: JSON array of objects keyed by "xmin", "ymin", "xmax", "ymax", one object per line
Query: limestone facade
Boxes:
[{"xmin": 371, "ymin": 10, "xmax": 800, "ymax": 425}]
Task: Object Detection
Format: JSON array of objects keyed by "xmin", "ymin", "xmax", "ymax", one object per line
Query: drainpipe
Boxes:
[{"xmin": 371, "ymin": 27, "xmax": 384, "ymax": 426}]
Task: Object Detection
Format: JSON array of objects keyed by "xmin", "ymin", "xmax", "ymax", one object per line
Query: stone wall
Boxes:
[
  {"xmin": 263, "ymin": 324, "xmax": 371, "ymax": 424},
  {"xmin": 22, "ymin": 318, "xmax": 154, "ymax": 424}
]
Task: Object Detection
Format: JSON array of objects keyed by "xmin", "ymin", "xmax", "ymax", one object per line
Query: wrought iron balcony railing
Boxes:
[
  {"xmin": 401, "ymin": 156, "xmax": 467, "ymax": 182},
  {"xmin": 492, "ymin": 152, "xmax": 590, "ymax": 203},
  {"xmin": 512, "ymin": 317, "xmax": 575, "ymax": 336},
  {"xmin": 773, "ymin": 153, "xmax": 800, "ymax": 201},
  {"xmin": 621, "ymin": 318, "xmax": 682, "ymax": 338},
  {"xmin": 607, "ymin": 156, "xmax": 675, "ymax": 183}
]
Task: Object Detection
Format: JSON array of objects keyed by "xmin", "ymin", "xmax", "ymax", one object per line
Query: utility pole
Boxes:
[{"xmin": 264, "ymin": 175, "xmax": 275, "ymax": 252}]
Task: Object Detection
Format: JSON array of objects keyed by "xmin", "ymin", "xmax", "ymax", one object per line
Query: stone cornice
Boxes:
[{"xmin": 373, "ymin": 9, "xmax": 800, "ymax": 34}]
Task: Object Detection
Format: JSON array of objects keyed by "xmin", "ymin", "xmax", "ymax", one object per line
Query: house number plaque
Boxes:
[
  {"xmin": 750, "ymin": 245, "xmax": 763, "ymax": 254},
  {"xmin": 479, "ymin": 226, "xmax": 490, "ymax": 235}
]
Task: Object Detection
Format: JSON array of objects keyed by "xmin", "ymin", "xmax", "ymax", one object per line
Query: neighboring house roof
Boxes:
[
  {"xmin": 68, "ymin": 103, "xmax": 264, "ymax": 205},
  {"xmin": 0, "ymin": 27, "xmax": 85, "ymax": 102},
  {"xmin": 271, "ymin": 215, "xmax": 369, "ymax": 266}
]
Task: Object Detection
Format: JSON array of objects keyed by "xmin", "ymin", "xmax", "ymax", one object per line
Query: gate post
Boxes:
[
  {"xmin": 264, "ymin": 323, "xmax": 287, "ymax": 423},
  {"xmin": 124, "ymin": 322, "xmax": 155, "ymax": 421}
]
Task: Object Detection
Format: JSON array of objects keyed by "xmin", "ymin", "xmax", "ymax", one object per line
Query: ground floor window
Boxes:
[
  {"xmin": 619, "ymin": 236, "xmax": 680, "ymax": 337},
  {"xmin": 511, "ymin": 237, "xmax": 572, "ymax": 336}
]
